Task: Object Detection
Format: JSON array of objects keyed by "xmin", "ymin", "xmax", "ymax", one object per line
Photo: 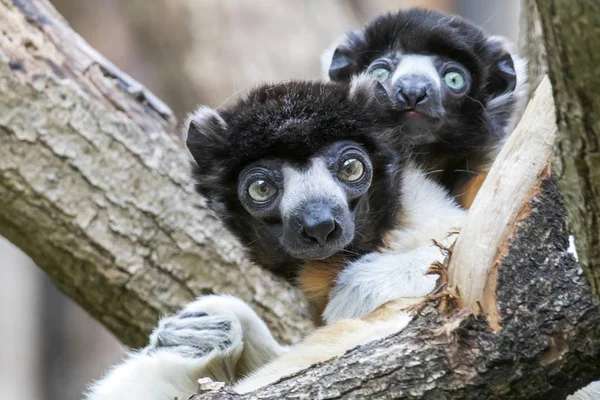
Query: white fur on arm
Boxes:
[
  {"xmin": 85, "ymin": 348, "xmax": 231, "ymax": 400},
  {"xmin": 85, "ymin": 295, "xmax": 286, "ymax": 400},
  {"xmin": 324, "ymin": 166, "xmax": 466, "ymax": 323},
  {"xmin": 323, "ymin": 247, "xmax": 441, "ymax": 323},
  {"xmin": 233, "ymin": 312, "xmax": 412, "ymax": 394}
]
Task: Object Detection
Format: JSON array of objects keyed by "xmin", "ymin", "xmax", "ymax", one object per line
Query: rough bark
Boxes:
[
  {"xmin": 0, "ymin": 0, "xmax": 312, "ymax": 348},
  {"xmin": 528, "ymin": 0, "xmax": 600, "ymax": 302}
]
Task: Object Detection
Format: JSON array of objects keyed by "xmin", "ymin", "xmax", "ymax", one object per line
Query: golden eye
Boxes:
[
  {"xmin": 370, "ymin": 67, "xmax": 391, "ymax": 82},
  {"xmin": 338, "ymin": 158, "xmax": 364, "ymax": 182},
  {"xmin": 444, "ymin": 71, "xmax": 465, "ymax": 90},
  {"xmin": 248, "ymin": 180, "xmax": 277, "ymax": 202}
]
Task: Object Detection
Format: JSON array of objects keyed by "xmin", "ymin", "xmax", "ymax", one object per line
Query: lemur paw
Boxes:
[
  {"xmin": 324, "ymin": 245, "xmax": 446, "ymax": 323},
  {"xmin": 147, "ymin": 295, "xmax": 244, "ymax": 360}
]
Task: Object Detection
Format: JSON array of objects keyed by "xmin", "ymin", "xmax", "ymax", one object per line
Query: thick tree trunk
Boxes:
[
  {"xmin": 2, "ymin": 0, "xmax": 600, "ymax": 399},
  {"xmin": 0, "ymin": 0, "xmax": 312, "ymax": 348},
  {"xmin": 527, "ymin": 0, "xmax": 600, "ymax": 303}
]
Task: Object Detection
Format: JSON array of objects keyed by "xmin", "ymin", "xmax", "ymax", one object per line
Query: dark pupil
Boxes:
[
  {"xmin": 257, "ymin": 181, "xmax": 269, "ymax": 194},
  {"xmin": 344, "ymin": 161, "xmax": 360, "ymax": 177}
]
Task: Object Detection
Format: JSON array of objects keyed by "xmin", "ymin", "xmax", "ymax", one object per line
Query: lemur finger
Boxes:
[{"xmin": 164, "ymin": 316, "xmax": 232, "ymax": 331}]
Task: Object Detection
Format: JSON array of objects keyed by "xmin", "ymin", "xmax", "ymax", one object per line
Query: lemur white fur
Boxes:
[
  {"xmin": 324, "ymin": 166, "xmax": 464, "ymax": 323},
  {"xmin": 280, "ymin": 158, "xmax": 346, "ymax": 216},
  {"xmin": 390, "ymin": 54, "xmax": 442, "ymax": 92},
  {"xmin": 85, "ymin": 166, "xmax": 465, "ymax": 398}
]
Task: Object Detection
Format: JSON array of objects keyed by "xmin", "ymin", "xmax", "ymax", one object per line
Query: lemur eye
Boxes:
[
  {"xmin": 444, "ymin": 71, "xmax": 466, "ymax": 90},
  {"xmin": 370, "ymin": 67, "xmax": 391, "ymax": 82},
  {"xmin": 248, "ymin": 180, "xmax": 277, "ymax": 203},
  {"xmin": 338, "ymin": 159, "xmax": 364, "ymax": 182}
]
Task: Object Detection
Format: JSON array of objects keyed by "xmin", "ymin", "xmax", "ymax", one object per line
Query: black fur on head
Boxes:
[
  {"xmin": 325, "ymin": 8, "xmax": 527, "ymax": 192},
  {"xmin": 329, "ymin": 8, "xmax": 517, "ymax": 104},
  {"xmin": 186, "ymin": 81, "xmax": 406, "ymax": 279}
]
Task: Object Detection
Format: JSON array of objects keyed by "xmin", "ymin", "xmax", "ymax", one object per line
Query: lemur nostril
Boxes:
[
  {"xmin": 329, "ymin": 221, "xmax": 343, "ymax": 241},
  {"xmin": 397, "ymin": 78, "xmax": 429, "ymax": 108},
  {"xmin": 303, "ymin": 217, "xmax": 336, "ymax": 246}
]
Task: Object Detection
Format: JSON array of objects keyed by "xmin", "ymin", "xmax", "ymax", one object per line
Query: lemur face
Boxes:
[
  {"xmin": 364, "ymin": 53, "xmax": 472, "ymax": 137},
  {"xmin": 325, "ymin": 8, "xmax": 523, "ymax": 148},
  {"xmin": 186, "ymin": 82, "xmax": 404, "ymax": 278},
  {"xmin": 237, "ymin": 141, "xmax": 372, "ymax": 260}
]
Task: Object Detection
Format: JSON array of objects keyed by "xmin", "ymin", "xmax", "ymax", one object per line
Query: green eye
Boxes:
[
  {"xmin": 370, "ymin": 67, "xmax": 391, "ymax": 82},
  {"xmin": 338, "ymin": 158, "xmax": 364, "ymax": 182},
  {"xmin": 444, "ymin": 71, "xmax": 466, "ymax": 90},
  {"xmin": 248, "ymin": 180, "xmax": 277, "ymax": 203}
]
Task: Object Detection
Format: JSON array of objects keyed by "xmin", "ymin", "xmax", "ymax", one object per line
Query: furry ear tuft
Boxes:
[
  {"xmin": 185, "ymin": 106, "xmax": 228, "ymax": 167},
  {"xmin": 486, "ymin": 36, "xmax": 519, "ymax": 97},
  {"xmin": 322, "ymin": 31, "xmax": 366, "ymax": 82}
]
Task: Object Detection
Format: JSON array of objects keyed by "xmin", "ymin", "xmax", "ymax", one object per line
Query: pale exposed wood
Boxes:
[
  {"xmin": 447, "ymin": 77, "xmax": 557, "ymax": 322},
  {"xmin": 0, "ymin": 0, "xmax": 312, "ymax": 348}
]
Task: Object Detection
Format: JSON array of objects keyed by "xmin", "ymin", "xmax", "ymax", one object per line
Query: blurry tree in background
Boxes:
[{"xmin": 0, "ymin": 1, "xmax": 519, "ymax": 399}]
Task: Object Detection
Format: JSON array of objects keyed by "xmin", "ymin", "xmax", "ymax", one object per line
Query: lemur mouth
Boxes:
[
  {"xmin": 402, "ymin": 109, "xmax": 422, "ymax": 118},
  {"xmin": 285, "ymin": 244, "xmax": 344, "ymax": 261}
]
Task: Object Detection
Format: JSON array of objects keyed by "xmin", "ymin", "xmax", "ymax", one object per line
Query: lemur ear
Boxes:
[
  {"xmin": 185, "ymin": 106, "xmax": 228, "ymax": 169},
  {"xmin": 486, "ymin": 36, "xmax": 518, "ymax": 98},
  {"xmin": 322, "ymin": 31, "xmax": 366, "ymax": 82}
]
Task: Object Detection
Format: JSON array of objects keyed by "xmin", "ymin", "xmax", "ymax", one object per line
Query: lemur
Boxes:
[
  {"xmin": 86, "ymin": 81, "xmax": 466, "ymax": 399},
  {"xmin": 86, "ymin": 10, "xmax": 528, "ymax": 399},
  {"xmin": 322, "ymin": 8, "xmax": 528, "ymax": 206}
]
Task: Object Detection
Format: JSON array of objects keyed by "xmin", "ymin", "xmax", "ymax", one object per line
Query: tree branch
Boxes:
[{"xmin": 0, "ymin": 0, "xmax": 311, "ymax": 348}]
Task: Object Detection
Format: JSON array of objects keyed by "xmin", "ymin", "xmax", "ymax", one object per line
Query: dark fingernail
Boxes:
[{"xmin": 179, "ymin": 311, "xmax": 208, "ymax": 319}]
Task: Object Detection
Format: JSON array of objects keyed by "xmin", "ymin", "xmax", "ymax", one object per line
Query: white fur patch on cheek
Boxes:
[
  {"xmin": 391, "ymin": 55, "xmax": 441, "ymax": 90},
  {"xmin": 280, "ymin": 159, "xmax": 346, "ymax": 216}
]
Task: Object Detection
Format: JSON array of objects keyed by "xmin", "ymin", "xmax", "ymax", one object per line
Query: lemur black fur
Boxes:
[
  {"xmin": 324, "ymin": 8, "xmax": 527, "ymax": 196},
  {"xmin": 186, "ymin": 81, "xmax": 405, "ymax": 279}
]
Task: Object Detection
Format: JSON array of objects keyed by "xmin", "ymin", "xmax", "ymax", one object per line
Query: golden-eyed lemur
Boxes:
[
  {"xmin": 322, "ymin": 8, "xmax": 528, "ymax": 207},
  {"xmin": 86, "ymin": 81, "xmax": 465, "ymax": 399}
]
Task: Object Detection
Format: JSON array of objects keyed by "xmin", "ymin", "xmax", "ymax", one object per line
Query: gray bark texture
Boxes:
[
  {"xmin": 527, "ymin": 0, "xmax": 600, "ymax": 302},
  {"xmin": 1, "ymin": 0, "xmax": 600, "ymax": 399},
  {"xmin": 0, "ymin": 0, "xmax": 312, "ymax": 349}
]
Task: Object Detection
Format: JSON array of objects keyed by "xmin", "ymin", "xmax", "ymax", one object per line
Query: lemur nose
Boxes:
[
  {"xmin": 397, "ymin": 81, "xmax": 428, "ymax": 108},
  {"xmin": 301, "ymin": 205, "xmax": 339, "ymax": 246}
]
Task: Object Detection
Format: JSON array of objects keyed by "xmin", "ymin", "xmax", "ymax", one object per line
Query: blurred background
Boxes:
[{"xmin": 0, "ymin": 1, "xmax": 520, "ymax": 399}]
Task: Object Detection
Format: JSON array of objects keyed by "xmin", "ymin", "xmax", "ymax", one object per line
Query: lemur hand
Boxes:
[{"xmin": 323, "ymin": 244, "xmax": 447, "ymax": 323}]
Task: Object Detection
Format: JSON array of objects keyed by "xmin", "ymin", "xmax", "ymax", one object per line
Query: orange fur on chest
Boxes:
[
  {"xmin": 455, "ymin": 173, "xmax": 487, "ymax": 209},
  {"xmin": 296, "ymin": 258, "xmax": 347, "ymax": 324}
]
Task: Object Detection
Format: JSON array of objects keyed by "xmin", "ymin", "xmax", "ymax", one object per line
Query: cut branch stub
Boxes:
[{"xmin": 447, "ymin": 76, "xmax": 557, "ymax": 328}]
